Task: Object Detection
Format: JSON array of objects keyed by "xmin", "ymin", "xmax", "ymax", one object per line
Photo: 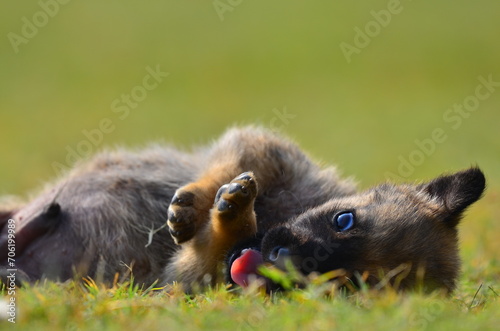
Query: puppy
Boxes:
[{"xmin": 0, "ymin": 127, "xmax": 485, "ymax": 293}]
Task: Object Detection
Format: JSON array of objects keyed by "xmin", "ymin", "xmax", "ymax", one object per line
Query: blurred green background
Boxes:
[
  {"xmin": 2, "ymin": 3, "xmax": 499, "ymax": 327},
  {"xmin": 1, "ymin": 0, "xmax": 499, "ymax": 196}
]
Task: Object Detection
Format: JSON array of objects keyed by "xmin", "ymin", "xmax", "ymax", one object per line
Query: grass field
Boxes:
[{"xmin": 1, "ymin": 1, "xmax": 499, "ymax": 330}]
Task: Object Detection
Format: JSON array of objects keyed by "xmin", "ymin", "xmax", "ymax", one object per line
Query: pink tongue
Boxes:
[{"xmin": 230, "ymin": 249, "xmax": 264, "ymax": 287}]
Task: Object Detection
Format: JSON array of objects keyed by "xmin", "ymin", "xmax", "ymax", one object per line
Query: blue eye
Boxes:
[{"xmin": 334, "ymin": 212, "xmax": 355, "ymax": 232}]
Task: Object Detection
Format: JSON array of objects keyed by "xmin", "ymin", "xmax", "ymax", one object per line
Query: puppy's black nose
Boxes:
[{"xmin": 269, "ymin": 246, "xmax": 290, "ymax": 262}]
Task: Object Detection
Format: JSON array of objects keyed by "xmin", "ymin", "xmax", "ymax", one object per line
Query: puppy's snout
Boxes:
[
  {"xmin": 268, "ymin": 246, "xmax": 292, "ymax": 270},
  {"xmin": 269, "ymin": 246, "xmax": 290, "ymax": 261}
]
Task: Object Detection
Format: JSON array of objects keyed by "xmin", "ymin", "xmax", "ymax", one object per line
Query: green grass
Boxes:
[
  {"xmin": 1, "ymin": 186, "xmax": 498, "ymax": 331},
  {"xmin": 1, "ymin": 0, "xmax": 499, "ymax": 330},
  {"xmin": 2, "ymin": 262, "xmax": 499, "ymax": 331}
]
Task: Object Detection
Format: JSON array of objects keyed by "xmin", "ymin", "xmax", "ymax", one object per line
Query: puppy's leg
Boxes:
[
  {"xmin": 167, "ymin": 172, "xmax": 258, "ymax": 289},
  {"xmin": 167, "ymin": 128, "xmax": 297, "ymax": 245},
  {"xmin": 209, "ymin": 172, "xmax": 258, "ymax": 252},
  {"xmin": 167, "ymin": 163, "xmax": 238, "ymax": 244},
  {"xmin": 167, "ymin": 126, "xmax": 352, "ymax": 245}
]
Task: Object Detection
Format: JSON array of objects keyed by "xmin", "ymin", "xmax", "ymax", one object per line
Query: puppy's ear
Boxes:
[{"xmin": 420, "ymin": 167, "xmax": 486, "ymax": 227}]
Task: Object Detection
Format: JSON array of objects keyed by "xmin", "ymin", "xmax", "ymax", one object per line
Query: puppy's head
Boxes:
[{"xmin": 228, "ymin": 168, "xmax": 486, "ymax": 292}]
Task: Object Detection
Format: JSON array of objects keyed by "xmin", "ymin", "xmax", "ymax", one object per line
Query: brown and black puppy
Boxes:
[
  {"xmin": 165, "ymin": 128, "xmax": 485, "ymax": 292},
  {"xmin": 0, "ymin": 126, "xmax": 485, "ymax": 293}
]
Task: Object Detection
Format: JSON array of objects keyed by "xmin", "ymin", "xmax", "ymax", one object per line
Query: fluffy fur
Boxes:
[{"xmin": 0, "ymin": 126, "xmax": 485, "ymax": 292}]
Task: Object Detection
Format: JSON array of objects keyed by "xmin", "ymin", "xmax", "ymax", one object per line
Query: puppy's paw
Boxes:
[
  {"xmin": 212, "ymin": 172, "xmax": 258, "ymax": 231},
  {"xmin": 168, "ymin": 185, "xmax": 211, "ymax": 244}
]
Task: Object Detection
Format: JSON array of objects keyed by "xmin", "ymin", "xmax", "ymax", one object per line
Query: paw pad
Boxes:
[{"xmin": 214, "ymin": 172, "xmax": 258, "ymax": 220}]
